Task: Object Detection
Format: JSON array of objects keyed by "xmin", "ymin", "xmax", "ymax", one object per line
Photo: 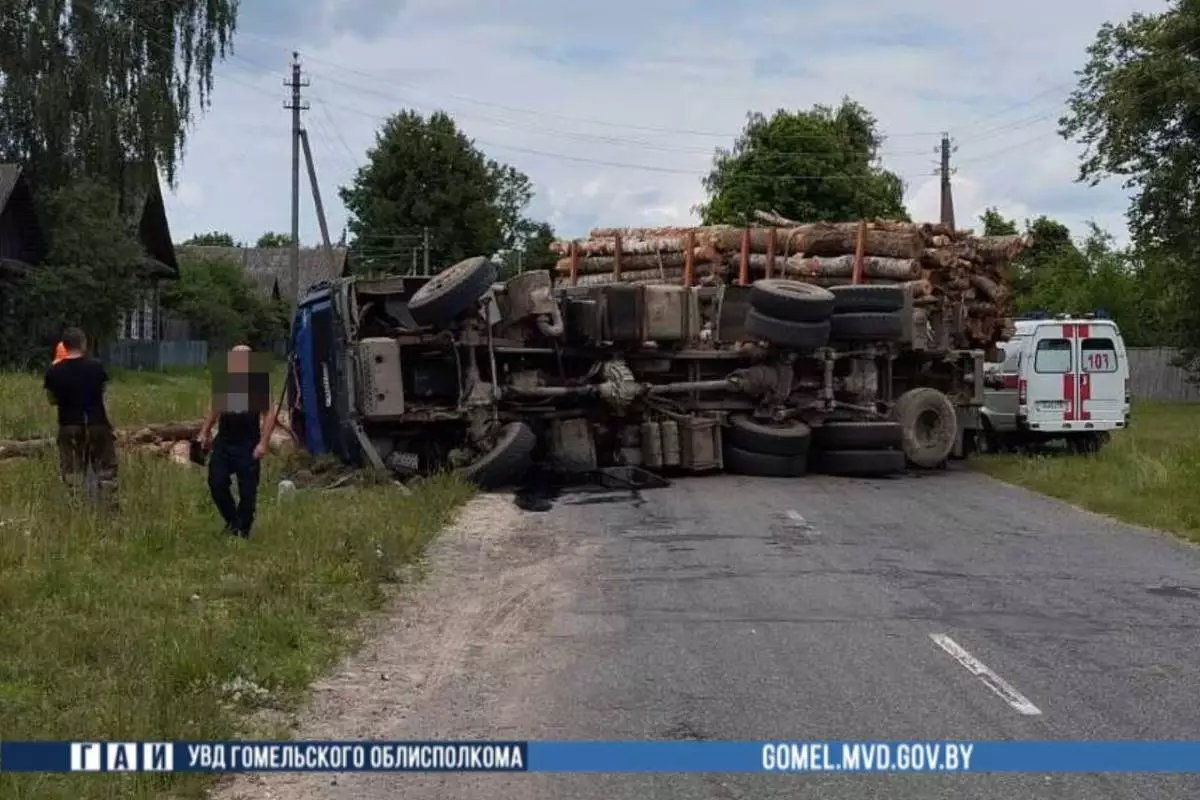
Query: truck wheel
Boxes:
[
  {"xmin": 830, "ymin": 311, "xmax": 904, "ymax": 341},
  {"xmin": 828, "ymin": 284, "xmax": 905, "ymax": 313},
  {"xmin": 408, "ymin": 256, "xmax": 499, "ymax": 328},
  {"xmin": 723, "ymin": 444, "xmax": 808, "ymax": 477},
  {"xmin": 749, "ymin": 280, "xmax": 835, "ymax": 322},
  {"xmin": 745, "ymin": 309, "xmax": 831, "ymax": 349},
  {"xmin": 812, "ymin": 421, "xmax": 903, "ymax": 451},
  {"xmin": 813, "ymin": 449, "xmax": 906, "ymax": 476},
  {"xmin": 457, "ymin": 422, "xmax": 536, "ymax": 489},
  {"xmin": 890, "ymin": 387, "xmax": 957, "ymax": 469},
  {"xmin": 726, "ymin": 415, "xmax": 812, "ymax": 456}
]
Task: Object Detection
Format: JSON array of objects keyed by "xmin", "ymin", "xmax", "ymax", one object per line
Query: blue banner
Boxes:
[{"xmin": 3, "ymin": 740, "xmax": 1200, "ymax": 774}]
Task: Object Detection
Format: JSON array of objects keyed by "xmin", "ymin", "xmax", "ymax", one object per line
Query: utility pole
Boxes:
[
  {"xmin": 422, "ymin": 226, "xmax": 431, "ymax": 275},
  {"xmin": 411, "ymin": 249, "xmax": 418, "ymax": 275},
  {"xmin": 283, "ymin": 52, "xmax": 309, "ymax": 302},
  {"xmin": 517, "ymin": 249, "xmax": 524, "ymax": 274},
  {"xmin": 938, "ymin": 132, "xmax": 957, "ymax": 230}
]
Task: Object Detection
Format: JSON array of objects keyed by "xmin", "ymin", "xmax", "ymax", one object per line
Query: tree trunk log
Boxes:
[
  {"xmin": 976, "ymin": 235, "xmax": 1031, "ymax": 264},
  {"xmin": 772, "ymin": 253, "xmax": 921, "ymax": 280},
  {"xmin": 553, "ymin": 247, "xmax": 719, "ymax": 274},
  {"xmin": 0, "ymin": 421, "xmax": 205, "ymax": 461},
  {"xmin": 788, "ymin": 224, "xmax": 925, "ymax": 259}
]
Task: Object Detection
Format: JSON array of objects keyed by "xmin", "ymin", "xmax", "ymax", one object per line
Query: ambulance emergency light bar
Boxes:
[{"xmin": 3, "ymin": 740, "xmax": 1200, "ymax": 774}]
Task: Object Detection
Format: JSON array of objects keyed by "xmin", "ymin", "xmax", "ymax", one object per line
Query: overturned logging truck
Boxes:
[{"xmin": 286, "ymin": 218, "xmax": 1028, "ymax": 487}]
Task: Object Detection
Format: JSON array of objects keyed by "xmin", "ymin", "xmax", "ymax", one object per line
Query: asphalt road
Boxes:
[{"xmin": 215, "ymin": 468, "xmax": 1200, "ymax": 800}]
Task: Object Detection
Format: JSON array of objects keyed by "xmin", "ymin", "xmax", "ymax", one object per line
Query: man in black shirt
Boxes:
[
  {"xmin": 199, "ymin": 345, "xmax": 277, "ymax": 538},
  {"xmin": 42, "ymin": 327, "xmax": 118, "ymax": 508}
]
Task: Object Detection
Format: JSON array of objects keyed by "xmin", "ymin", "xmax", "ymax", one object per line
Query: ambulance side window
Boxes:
[
  {"xmin": 1034, "ymin": 338, "xmax": 1072, "ymax": 373},
  {"xmin": 1082, "ymin": 338, "xmax": 1118, "ymax": 373}
]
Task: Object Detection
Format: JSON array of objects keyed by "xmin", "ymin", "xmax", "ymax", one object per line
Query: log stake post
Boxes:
[
  {"xmin": 569, "ymin": 241, "xmax": 580, "ymax": 286},
  {"xmin": 852, "ymin": 220, "xmax": 866, "ymax": 285},
  {"xmin": 765, "ymin": 227, "xmax": 776, "ymax": 280},
  {"xmin": 739, "ymin": 227, "xmax": 750, "ymax": 285},
  {"xmin": 613, "ymin": 232, "xmax": 623, "ymax": 281},
  {"xmin": 683, "ymin": 230, "xmax": 695, "ymax": 286}
]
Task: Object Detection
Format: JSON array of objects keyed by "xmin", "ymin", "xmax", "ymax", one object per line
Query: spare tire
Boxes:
[
  {"xmin": 749, "ymin": 280, "xmax": 835, "ymax": 322},
  {"xmin": 744, "ymin": 309, "xmax": 830, "ymax": 350},
  {"xmin": 723, "ymin": 445, "xmax": 808, "ymax": 477},
  {"xmin": 829, "ymin": 284, "xmax": 905, "ymax": 313},
  {"xmin": 890, "ymin": 387, "xmax": 957, "ymax": 469},
  {"xmin": 812, "ymin": 421, "xmax": 903, "ymax": 451},
  {"xmin": 813, "ymin": 449, "xmax": 906, "ymax": 476},
  {"xmin": 408, "ymin": 256, "xmax": 499, "ymax": 328},
  {"xmin": 457, "ymin": 422, "xmax": 536, "ymax": 489},
  {"xmin": 726, "ymin": 415, "xmax": 812, "ymax": 456},
  {"xmin": 830, "ymin": 311, "xmax": 905, "ymax": 341}
]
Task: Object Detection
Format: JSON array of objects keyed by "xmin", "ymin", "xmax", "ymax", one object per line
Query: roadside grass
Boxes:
[
  {"xmin": 973, "ymin": 401, "xmax": 1200, "ymax": 544},
  {"xmin": 0, "ymin": 364, "xmax": 289, "ymax": 441},
  {"xmin": 0, "ymin": 451, "xmax": 474, "ymax": 800}
]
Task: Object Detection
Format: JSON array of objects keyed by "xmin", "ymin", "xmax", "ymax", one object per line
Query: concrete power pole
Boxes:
[
  {"xmin": 283, "ymin": 52, "xmax": 309, "ymax": 301},
  {"xmin": 938, "ymin": 132, "xmax": 957, "ymax": 230}
]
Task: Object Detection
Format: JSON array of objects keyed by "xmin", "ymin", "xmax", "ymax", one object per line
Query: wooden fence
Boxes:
[
  {"xmin": 104, "ymin": 340, "xmax": 209, "ymax": 371},
  {"xmin": 1127, "ymin": 347, "xmax": 1200, "ymax": 403}
]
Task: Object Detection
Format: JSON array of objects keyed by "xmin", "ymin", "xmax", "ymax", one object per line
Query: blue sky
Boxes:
[{"xmin": 163, "ymin": 0, "xmax": 1168, "ymax": 255}]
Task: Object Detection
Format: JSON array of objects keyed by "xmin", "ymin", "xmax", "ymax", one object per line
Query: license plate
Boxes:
[{"xmin": 1036, "ymin": 400, "xmax": 1065, "ymax": 410}]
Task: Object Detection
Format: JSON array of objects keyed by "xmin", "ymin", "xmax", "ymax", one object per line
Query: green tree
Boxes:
[
  {"xmin": 184, "ymin": 231, "xmax": 240, "ymax": 247},
  {"xmin": 256, "ymin": 232, "xmax": 295, "ymax": 248},
  {"xmin": 497, "ymin": 220, "xmax": 557, "ymax": 280},
  {"xmin": 698, "ymin": 100, "xmax": 909, "ymax": 225},
  {"xmin": 339, "ymin": 110, "xmax": 526, "ymax": 271},
  {"xmin": 162, "ymin": 255, "xmax": 285, "ymax": 351},
  {"xmin": 980, "ymin": 207, "xmax": 1019, "ymax": 236},
  {"xmin": 0, "ymin": 180, "xmax": 141, "ymax": 368},
  {"xmin": 0, "ymin": 0, "xmax": 238, "ymax": 190},
  {"xmin": 1060, "ymin": 0, "xmax": 1200, "ymax": 367}
]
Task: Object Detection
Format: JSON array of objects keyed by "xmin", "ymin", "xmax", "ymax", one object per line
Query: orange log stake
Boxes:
[
  {"xmin": 852, "ymin": 220, "xmax": 866, "ymax": 285},
  {"xmin": 683, "ymin": 230, "xmax": 695, "ymax": 286},
  {"xmin": 739, "ymin": 227, "xmax": 750, "ymax": 285}
]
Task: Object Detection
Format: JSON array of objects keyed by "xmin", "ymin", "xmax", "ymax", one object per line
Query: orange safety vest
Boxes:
[{"xmin": 52, "ymin": 342, "xmax": 68, "ymax": 364}]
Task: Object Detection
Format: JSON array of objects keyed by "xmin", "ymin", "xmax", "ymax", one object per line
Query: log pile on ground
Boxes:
[{"xmin": 549, "ymin": 215, "xmax": 1030, "ymax": 348}]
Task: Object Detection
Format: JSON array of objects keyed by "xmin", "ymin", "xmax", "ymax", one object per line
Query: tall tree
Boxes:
[
  {"xmin": 1060, "ymin": 0, "xmax": 1200, "ymax": 368},
  {"xmin": 184, "ymin": 231, "xmax": 239, "ymax": 247},
  {"xmin": 698, "ymin": 99, "xmax": 909, "ymax": 225},
  {"xmin": 256, "ymin": 231, "xmax": 295, "ymax": 248},
  {"xmin": 0, "ymin": 0, "xmax": 239, "ymax": 190},
  {"xmin": 340, "ymin": 110, "xmax": 544, "ymax": 272}
]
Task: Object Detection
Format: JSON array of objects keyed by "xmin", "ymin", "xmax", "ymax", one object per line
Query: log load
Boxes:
[{"xmin": 548, "ymin": 214, "xmax": 1032, "ymax": 350}]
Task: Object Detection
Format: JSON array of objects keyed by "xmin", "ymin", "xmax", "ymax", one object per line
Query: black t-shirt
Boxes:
[
  {"xmin": 43, "ymin": 357, "xmax": 111, "ymax": 427},
  {"xmin": 216, "ymin": 411, "xmax": 261, "ymax": 446}
]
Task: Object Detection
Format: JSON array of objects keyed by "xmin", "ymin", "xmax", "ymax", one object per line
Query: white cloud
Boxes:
[{"xmin": 164, "ymin": 0, "xmax": 1165, "ymax": 256}]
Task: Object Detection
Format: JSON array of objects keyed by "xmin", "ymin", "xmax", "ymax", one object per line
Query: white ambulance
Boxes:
[{"xmin": 980, "ymin": 313, "xmax": 1131, "ymax": 453}]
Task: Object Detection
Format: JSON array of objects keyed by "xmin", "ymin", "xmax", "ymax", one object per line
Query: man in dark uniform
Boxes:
[
  {"xmin": 198, "ymin": 345, "xmax": 277, "ymax": 538},
  {"xmin": 42, "ymin": 327, "xmax": 119, "ymax": 508}
]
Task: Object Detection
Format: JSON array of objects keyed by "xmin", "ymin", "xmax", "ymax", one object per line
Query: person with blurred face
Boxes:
[{"xmin": 198, "ymin": 345, "xmax": 276, "ymax": 538}]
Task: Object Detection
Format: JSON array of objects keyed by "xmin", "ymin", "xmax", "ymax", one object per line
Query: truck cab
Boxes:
[{"xmin": 981, "ymin": 313, "xmax": 1130, "ymax": 452}]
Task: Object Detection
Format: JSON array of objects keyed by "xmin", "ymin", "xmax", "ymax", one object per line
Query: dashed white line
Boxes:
[
  {"xmin": 786, "ymin": 510, "xmax": 805, "ymax": 522},
  {"xmin": 930, "ymin": 633, "xmax": 1043, "ymax": 716}
]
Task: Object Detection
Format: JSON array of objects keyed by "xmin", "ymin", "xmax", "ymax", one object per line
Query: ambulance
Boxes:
[{"xmin": 980, "ymin": 313, "xmax": 1130, "ymax": 453}]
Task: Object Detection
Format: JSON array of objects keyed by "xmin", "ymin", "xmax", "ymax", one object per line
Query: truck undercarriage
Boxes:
[{"xmin": 287, "ymin": 257, "xmax": 986, "ymax": 488}]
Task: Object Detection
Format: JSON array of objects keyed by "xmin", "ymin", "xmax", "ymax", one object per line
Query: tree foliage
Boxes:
[
  {"xmin": 1060, "ymin": 0, "xmax": 1200, "ymax": 369},
  {"xmin": 255, "ymin": 231, "xmax": 294, "ymax": 248},
  {"xmin": 162, "ymin": 255, "xmax": 286, "ymax": 352},
  {"xmin": 184, "ymin": 231, "xmax": 240, "ymax": 247},
  {"xmin": 699, "ymin": 100, "xmax": 909, "ymax": 225},
  {"xmin": 0, "ymin": 0, "xmax": 239, "ymax": 189},
  {"xmin": 339, "ymin": 109, "xmax": 554, "ymax": 273},
  {"xmin": 0, "ymin": 179, "xmax": 142, "ymax": 368}
]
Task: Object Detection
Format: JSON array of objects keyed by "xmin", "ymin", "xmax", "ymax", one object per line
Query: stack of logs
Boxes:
[{"xmin": 549, "ymin": 215, "xmax": 1030, "ymax": 349}]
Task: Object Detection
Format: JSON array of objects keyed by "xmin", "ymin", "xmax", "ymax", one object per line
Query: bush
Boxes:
[{"xmin": 163, "ymin": 256, "xmax": 287, "ymax": 352}]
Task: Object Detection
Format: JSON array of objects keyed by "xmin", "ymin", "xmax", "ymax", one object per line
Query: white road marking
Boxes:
[
  {"xmin": 784, "ymin": 510, "xmax": 819, "ymax": 533},
  {"xmin": 930, "ymin": 633, "xmax": 1043, "ymax": 716},
  {"xmin": 785, "ymin": 510, "xmax": 804, "ymax": 522}
]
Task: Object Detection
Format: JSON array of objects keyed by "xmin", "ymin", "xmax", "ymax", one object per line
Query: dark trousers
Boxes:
[
  {"xmin": 207, "ymin": 440, "xmax": 260, "ymax": 535},
  {"xmin": 57, "ymin": 424, "xmax": 119, "ymax": 509}
]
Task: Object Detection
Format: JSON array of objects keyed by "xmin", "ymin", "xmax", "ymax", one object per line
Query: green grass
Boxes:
[
  {"xmin": 974, "ymin": 401, "xmax": 1200, "ymax": 543},
  {"xmin": 0, "ymin": 451, "xmax": 473, "ymax": 800},
  {"xmin": 0, "ymin": 365, "xmax": 288, "ymax": 440}
]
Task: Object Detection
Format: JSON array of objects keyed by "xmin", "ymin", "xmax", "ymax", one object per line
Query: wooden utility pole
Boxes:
[
  {"xmin": 939, "ymin": 132, "xmax": 957, "ymax": 230},
  {"xmin": 299, "ymin": 128, "xmax": 336, "ymax": 275},
  {"xmin": 283, "ymin": 52, "xmax": 309, "ymax": 301},
  {"xmin": 422, "ymin": 226, "xmax": 431, "ymax": 275}
]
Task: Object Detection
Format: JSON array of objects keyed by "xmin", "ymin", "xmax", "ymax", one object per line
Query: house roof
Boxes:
[
  {"xmin": 0, "ymin": 163, "xmax": 48, "ymax": 267},
  {"xmin": 120, "ymin": 165, "xmax": 178, "ymax": 278},
  {"xmin": 176, "ymin": 245, "xmax": 350, "ymax": 303}
]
